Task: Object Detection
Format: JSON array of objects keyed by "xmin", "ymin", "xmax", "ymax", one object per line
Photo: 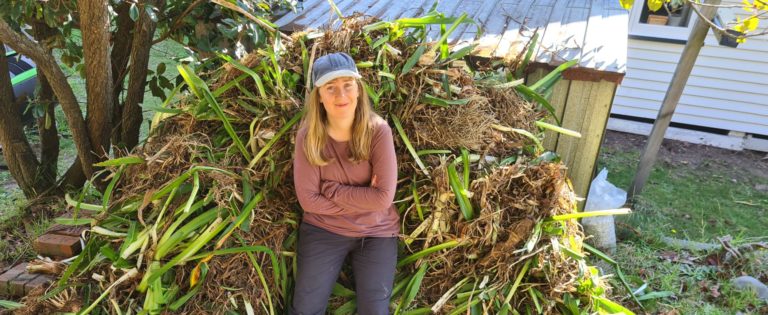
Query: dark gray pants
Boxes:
[{"xmin": 290, "ymin": 222, "xmax": 397, "ymax": 315}]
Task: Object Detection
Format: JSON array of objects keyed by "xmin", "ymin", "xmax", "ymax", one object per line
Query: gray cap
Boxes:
[{"xmin": 312, "ymin": 52, "xmax": 362, "ymax": 87}]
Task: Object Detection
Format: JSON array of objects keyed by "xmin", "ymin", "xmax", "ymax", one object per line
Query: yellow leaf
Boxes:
[
  {"xmin": 756, "ymin": 0, "xmax": 767, "ymax": 10},
  {"xmin": 745, "ymin": 16, "xmax": 759, "ymax": 31},
  {"xmin": 733, "ymin": 17, "xmax": 746, "ymax": 32},
  {"xmin": 190, "ymin": 255, "xmax": 214, "ymax": 287},
  {"xmin": 648, "ymin": 0, "xmax": 664, "ymax": 12},
  {"xmin": 190, "ymin": 263, "xmax": 202, "ymax": 287},
  {"xmin": 743, "ymin": 0, "xmax": 753, "ymax": 11},
  {"xmin": 619, "ymin": 0, "xmax": 635, "ymax": 10}
]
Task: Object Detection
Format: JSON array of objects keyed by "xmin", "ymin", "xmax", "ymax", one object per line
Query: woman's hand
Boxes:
[{"xmin": 370, "ymin": 174, "xmax": 378, "ymax": 188}]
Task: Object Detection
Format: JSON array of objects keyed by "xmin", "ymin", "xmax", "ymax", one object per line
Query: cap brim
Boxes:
[{"xmin": 315, "ymin": 70, "xmax": 362, "ymax": 87}]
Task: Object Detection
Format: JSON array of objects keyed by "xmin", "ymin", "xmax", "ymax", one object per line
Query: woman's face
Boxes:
[{"xmin": 318, "ymin": 77, "xmax": 358, "ymax": 123}]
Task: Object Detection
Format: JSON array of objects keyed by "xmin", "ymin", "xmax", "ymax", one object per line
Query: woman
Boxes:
[{"xmin": 291, "ymin": 52, "xmax": 400, "ymax": 315}]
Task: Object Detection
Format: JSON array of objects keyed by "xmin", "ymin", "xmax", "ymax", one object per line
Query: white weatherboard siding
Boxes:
[{"xmin": 613, "ymin": 3, "xmax": 768, "ymax": 141}]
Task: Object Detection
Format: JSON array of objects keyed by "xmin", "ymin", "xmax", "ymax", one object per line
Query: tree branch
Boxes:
[
  {"xmin": 0, "ymin": 42, "xmax": 45, "ymax": 197},
  {"xmin": 210, "ymin": 0, "xmax": 293, "ymax": 43},
  {"xmin": 0, "ymin": 19, "xmax": 95, "ymax": 177},
  {"xmin": 110, "ymin": 1, "xmax": 137, "ymax": 147},
  {"xmin": 687, "ymin": 0, "xmax": 768, "ymax": 39},
  {"xmin": 151, "ymin": 0, "xmax": 205, "ymax": 45},
  {"xmin": 687, "ymin": 0, "xmax": 728, "ymax": 34},
  {"xmin": 31, "ymin": 20, "xmax": 61, "ymax": 189},
  {"xmin": 122, "ymin": 0, "xmax": 165, "ymax": 149}
]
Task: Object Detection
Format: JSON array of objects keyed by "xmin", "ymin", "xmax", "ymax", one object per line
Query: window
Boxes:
[{"xmin": 629, "ymin": 0, "xmax": 698, "ymax": 42}]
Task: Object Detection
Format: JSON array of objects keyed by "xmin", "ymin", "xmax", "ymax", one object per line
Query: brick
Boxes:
[
  {"xmin": 24, "ymin": 274, "xmax": 53, "ymax": 294},
  {"xmin": 8, "ymin": 270, "xmax": 36, "ymax": 297},
  {"xmin": 47, "ymin": 224, "xmax": 87, "ymax": 238},
  {"xmin": 0, "ymin": 272, "xmax": 13, "ymax": 295},
  {"xmin": 0, "ymin": 263, "xmax": 28, "ymax": 296},
  {"xmin": 33, "ymin": 234, "xmax": 82, "ymax": 258}
]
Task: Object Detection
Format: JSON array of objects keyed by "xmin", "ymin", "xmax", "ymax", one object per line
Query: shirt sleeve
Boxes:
[
  {"xmin": 320, "ymin": 122, "xmax": 398, "ymax": 212},
  {"xmin": 293, "ymin": 129, "xmax": 362, "ymax": 216}
]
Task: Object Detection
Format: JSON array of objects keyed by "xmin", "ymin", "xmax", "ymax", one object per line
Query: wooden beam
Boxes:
[
  {"xmin": 627, "ymin": 0, "xmax": 721, "ymax": 200},
  {"xmin": 557, "ymin": 80, "xmax": 616, "ymax": 206},
  {"xmin": 528, "ymin": 62, "xmax": 626, "ymax": 84}
]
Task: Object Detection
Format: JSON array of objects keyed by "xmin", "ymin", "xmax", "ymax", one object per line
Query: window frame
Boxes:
[{"xmin": 628, "ymin": 1, "xmax": 699, "ymax": 42}]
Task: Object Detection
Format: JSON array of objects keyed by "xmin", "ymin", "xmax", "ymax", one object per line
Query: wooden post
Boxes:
[{"xmin": 627, "ymin": 0, "xmax": 721, "ymax": 201}]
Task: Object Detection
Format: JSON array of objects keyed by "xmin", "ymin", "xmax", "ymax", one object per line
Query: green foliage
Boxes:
[
  {"xmin": 1, "ymin": 0, "xmax": 294, "ymax": 117},
  {"xmin": 0, "ymin": 300, "xmax": 24, "ymax": 310}
]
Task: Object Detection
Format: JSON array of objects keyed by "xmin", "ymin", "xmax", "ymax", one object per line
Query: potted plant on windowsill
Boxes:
[
  {"xmin": 646, "ymin": 0, "xmax": 669, "ymax": 25},
  {"xmin": 648, "ymin": 14, "xmax": 668, "ymax": 25},
  {"xmin": 666, "ymin": 0, "xmax": 689, "ymax": 27}
]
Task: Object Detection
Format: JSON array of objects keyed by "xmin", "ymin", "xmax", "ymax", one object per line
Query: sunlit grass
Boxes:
[
  {"xmin": 596, "ymin": 135, "xmax": 768, "ymax": 314},
  {"xmin": 598, "ymin": 144, "xmax": 768, "ymax": 242}
]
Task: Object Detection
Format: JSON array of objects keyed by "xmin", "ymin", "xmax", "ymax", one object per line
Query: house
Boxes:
[{"xmin": 612, "ymin": 0, "xmax": 768, "ymax": 152}]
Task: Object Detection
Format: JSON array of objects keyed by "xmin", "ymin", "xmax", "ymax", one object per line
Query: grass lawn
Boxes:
[{"xmin": 597, "ymin": 131, "xmax": 768, "ymax": 314}]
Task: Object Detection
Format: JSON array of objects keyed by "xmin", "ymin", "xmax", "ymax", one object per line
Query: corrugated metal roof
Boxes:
[{"xmin": 274, "ymin": 0, "xmax": 628, "ymax": 74}]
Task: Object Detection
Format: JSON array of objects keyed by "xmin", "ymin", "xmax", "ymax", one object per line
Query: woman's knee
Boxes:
[
  {"xmin": 292, "ymin": 224, "xmax": 356, "ymax": 314},
  {"xmin": 351, "ymin": 237, "xmax": 398, "ymax": 313}
]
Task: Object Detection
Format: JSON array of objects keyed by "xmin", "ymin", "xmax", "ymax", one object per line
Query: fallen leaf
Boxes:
[
  {"xmin": 710, "ymin": 284, "xmax": 721, "ymax": 298},
  {"xmin": 660, "ymin": 251, "xmax": 678, "ymax": 261},
  {"xmin": 699, "ymin": 280, "xmax": 721, "ymax": 298},
  {"xmin": 705, "ymin": 253, "xmax": 721, "ymax": 266}
]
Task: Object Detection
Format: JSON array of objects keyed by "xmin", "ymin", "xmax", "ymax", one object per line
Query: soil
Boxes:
[{"xmin": 601, "ymin": 130, "xmax": 768, "ymax": 183}]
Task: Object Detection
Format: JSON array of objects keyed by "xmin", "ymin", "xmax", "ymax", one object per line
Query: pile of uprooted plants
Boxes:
[{"xmin": 13, "ymin": 13, "xmax": 633, "ymax": 315}]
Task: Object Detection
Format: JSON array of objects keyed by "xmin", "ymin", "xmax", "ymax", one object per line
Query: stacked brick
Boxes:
[{"xmin": 0, "ymin": 221, "xmax": 87, "ymax": 297}]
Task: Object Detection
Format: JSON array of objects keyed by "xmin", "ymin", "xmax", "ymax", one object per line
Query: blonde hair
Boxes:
[{"xmin": 301, "ymin": 79, "xmax": 377, "ymax": 166}]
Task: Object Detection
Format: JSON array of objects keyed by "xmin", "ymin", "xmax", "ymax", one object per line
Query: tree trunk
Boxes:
[
  {"xmin": 59, "ymin": 0, "xmax": 116, "ymax": 190},
  {"xmin": 110, "ymin": 1, "xmax": 135, "ymax": 148},
  {"xmin": 36, "ymin": 85, "xmax": 59, "ymax": 189},
  {"xmin": 79, "ymin": 0, "xmax": 113, "ymax": 159},
  {"xmin": 0, "ymin": 20, "xmax": 95, "ymax": 180},
  {"xmin": 31, "ymin": 21, "xmax": 60, "ymax": 190},
  {"xmin": 121, "ymin": 0, "xmax": 165, "ymax": 150},
  {"xmin": 0, "ymin": 43, "xmax": 44, "ymax": 197}
]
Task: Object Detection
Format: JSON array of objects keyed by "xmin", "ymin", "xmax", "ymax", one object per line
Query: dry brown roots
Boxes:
[{"xmin": 21, "ymin": 15, "xmax": 600, "ymax": 314}]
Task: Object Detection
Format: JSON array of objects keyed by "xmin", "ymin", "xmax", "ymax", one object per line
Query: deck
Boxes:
[{"xmin": 274, "ymin": 0, "xmax": 628, "ymax": 76}]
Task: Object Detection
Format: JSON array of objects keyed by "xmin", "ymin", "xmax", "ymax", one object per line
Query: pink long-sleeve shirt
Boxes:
[{"xmin": 293, "ymin": 119, "xmax": 400, "ymax": 238}]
